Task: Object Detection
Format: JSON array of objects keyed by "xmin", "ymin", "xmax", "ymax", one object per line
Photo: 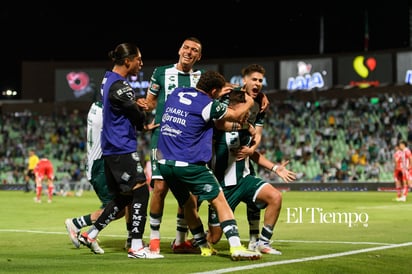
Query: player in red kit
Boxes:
[
  {"xmin": 33, "ymin": 158, "xmax": 55, "ymax": 203},
  {"xmin": 393, "ymin": 140, "xmax": 411, "ymax": 202}
]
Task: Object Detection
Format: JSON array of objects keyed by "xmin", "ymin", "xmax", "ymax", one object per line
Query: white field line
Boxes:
[
  {"xmin": 0, "ymin": 229, "xmax": 397, "ymax": 246},
  {"xmin": 1, "ymin": 229, "xmax": 409, "ymax": 274},
  {"xmin": 191, "ymin": 242, "xmax": 412, "ymax": 274}
]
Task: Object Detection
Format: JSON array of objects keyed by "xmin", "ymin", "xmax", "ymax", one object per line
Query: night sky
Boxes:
[{"xmin": 1, "ymin": 1, "xmax": 410, "ymax": 92}]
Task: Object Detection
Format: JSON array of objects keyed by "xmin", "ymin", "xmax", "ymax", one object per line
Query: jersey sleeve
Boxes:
[
  {"xmin": 209, "ymin": 100, "xmax": 228, "ymax": 121},
  {"xmin": 109, "ymin": 80, "xmax": 146, "ymax": 131},
  {"xmin": 147, "ymin": 67, "xmax": 161, "ymax": 97}
]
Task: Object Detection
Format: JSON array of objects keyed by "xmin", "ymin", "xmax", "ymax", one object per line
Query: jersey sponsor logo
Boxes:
[
  {"xmin": 160, "ymin": 124, "xmax": 182, "ymax": 137},
  {"xmin": 116, "ymin": 86, "xmax": 134, "ymax": 99},
  {"xmin": 121, "ymin": 172, "xmax": 131, "ymax": 182},
  {"xmin": 164, "ymin": 107, "xmax": 189, "ymax": 117},
  {"xmin": 203, "ymin": 183, "xmax": 213, "ymax": 193}
]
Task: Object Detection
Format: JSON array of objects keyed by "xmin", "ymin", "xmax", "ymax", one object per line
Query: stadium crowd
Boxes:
[
  {"xmin": 258, "ymin": 92, "xmax": 411, "ymax": 183},
  {"xmin": 0, "ymin": 108, "xmax": 150, "ymax": 189},
  {"xmin": 0, "ymin": 92, "xmax": 411, "ymax": 188}
]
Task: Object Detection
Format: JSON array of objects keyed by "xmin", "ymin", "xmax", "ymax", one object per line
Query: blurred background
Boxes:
[{"xmin": 1, "ymin": 1, "xmax": 412, "ymax": 190}]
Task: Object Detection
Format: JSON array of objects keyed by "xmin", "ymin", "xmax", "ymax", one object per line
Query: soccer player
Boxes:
[
  {"xmin": 64, "ymin": 101, "xmax": 127, "ymax": 253},
  {"xmin": 136, "ymin": 37, "xmax": 203, "ymax": 254},
  {"xmin": 78, "ymin": 42, "xmax": 163, "ymax": 259},
  {"xmin": 214, "ymin": 64, "xmax": 270, "ymax": 251},
  {"xmin": 24, "ymin": 149, "xmax": 39, "ymax": 192},
  {"xmin": 156, "ymin": 70, "xmax": 261, "ymax": 260},
  {"xmin": 207, "ymin": 86, "xmax": 295, "ymax": 255},
  {"xmin": 394, "ymin": 140, "xmax": 412, "ymax": 201},
  {"xmin": 208, "ymin": 130, "xmax": 296, "ymax": 254},
  {"xmin": 33, "ymin": 158, "xmax": 55, "ymax": 203}
]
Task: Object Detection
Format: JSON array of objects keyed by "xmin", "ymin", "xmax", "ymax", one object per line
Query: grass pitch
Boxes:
[{"xmin": 0, "ymin": 189, "xmax": 411, "ymax": 273}]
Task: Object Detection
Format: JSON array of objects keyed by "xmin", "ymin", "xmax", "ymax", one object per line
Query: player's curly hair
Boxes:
[{"xmin": 196, "ymin": 71, "xmax": 226, "ymax": 94}]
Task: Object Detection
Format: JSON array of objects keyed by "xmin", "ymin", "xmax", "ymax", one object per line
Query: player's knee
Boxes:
[
  {"xmin": 266, "ymin": 190, "xmax": 282, "ymax": 209},
  {"xmin": 153, "ymin": 180, "xmax": 169, "ymax": 197}
]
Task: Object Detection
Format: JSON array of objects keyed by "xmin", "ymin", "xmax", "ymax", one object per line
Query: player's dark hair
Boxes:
[
  {"xmin": 241, "ymin": 64, "xmax": 266, "ymax": 77},
  {"xmin": 398, "ymin": 140, "xmax": 407, "ymax": 146},
  {"xmin": 196, "ymin": 71, "xmax": 226, "ymax": 94},
  {"xmin": 184, "ymin": 37, "xmax": 202, "ymax": 52},
  {"xmin": 229, "ymin": 87, "xmax": 246, "ymax": 105},
  {"xmin": 108, "ymin": 43, "xmax": 140, "ymax": 65}
]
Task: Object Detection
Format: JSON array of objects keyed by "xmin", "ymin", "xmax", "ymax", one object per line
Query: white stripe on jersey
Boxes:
[
  {"xmin": 86, "ymin": 102, "xmax": 103, "ymax": 181},
  {"xmin": 164, "ymin": 66, "xmax": 202, "ymax": 99},
  {"xmin": 222, "ymin": 132, "xmax": 251, "ymax": 187}
]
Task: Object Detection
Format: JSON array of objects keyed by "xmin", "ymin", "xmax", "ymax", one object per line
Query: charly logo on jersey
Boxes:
[{"xmin": 203, "ymin": 184, "xmax": 213, "ymax": 193}]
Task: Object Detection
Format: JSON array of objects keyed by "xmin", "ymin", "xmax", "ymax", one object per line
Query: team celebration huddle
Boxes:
[{"xmin": 64, "ymin": 37, "xmax": 297, "ymax": 261}]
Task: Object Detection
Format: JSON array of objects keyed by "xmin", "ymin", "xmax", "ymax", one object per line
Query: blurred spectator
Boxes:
[
  {"xmin": 365, "ymin": 162, "xmax": 381, "ymax": 182},
  {"xmin": 1, "ymin": 92, "xmax": 411, "ymax": 185}
]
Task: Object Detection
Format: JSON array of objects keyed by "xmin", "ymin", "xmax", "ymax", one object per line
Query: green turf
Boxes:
[{"xmin": 0, "ymin": 190, "xmax": 411, "ymax": 273}]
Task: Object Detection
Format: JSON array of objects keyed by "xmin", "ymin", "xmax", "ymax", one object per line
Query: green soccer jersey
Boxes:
[
  {"xmin": 147, "ymin": 64, "xmax": 204, "ymax": 180},
  {"xmin": 212, "ymin": 92, "xmax": 266, "ymax": 187},
  {"xmin": 147, "ymin": 64, "xmax": 204, "ymax": 125},
  {"xmin": 86, "ymin": 101, "xmax": 103, "ymax": 181},
  {"xmin": 212, "ymin": 129, "xmax": 253, "ymax": 187}
]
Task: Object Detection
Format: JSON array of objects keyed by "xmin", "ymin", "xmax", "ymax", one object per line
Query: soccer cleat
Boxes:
[
  {"xmin": 396, "ymin": 196, "xmax": 406, "ymax": 202},
  {"xmin": 128, "ymin": 247, "xmax": 164, "ymax": 259},
  {"xmin": 78, "ymin": 232, "xmax": 104, "ymax": 254},
  {"xmin": 230, "ymin": 245, "xmax": 261, "ymax": 261},
  {"xmin": 33, "ymin": 197, "xmax": 41, "ymax": 203},
  {"xmin": 171, "ymin": 239, "xmax": 200, "ymax": 254},
  {"xmin": 254, "ymin": 241, "xmax": 282, "ymax": 255},
  {"xmin": 200, "ymin": 246, "xmax": 218, "ymax": 256},
  {"xmin": 149, "ymin": 238, "xmax": 160, "ymax": 254},
  {"xmin": 64, "ymin": 218, "xmax": 80, "ymax": 248}
]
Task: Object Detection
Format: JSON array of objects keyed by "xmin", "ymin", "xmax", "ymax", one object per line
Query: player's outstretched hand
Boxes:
[{"xmin": 275, "ymin": 160, "xmax": 297, "ymax": 183}]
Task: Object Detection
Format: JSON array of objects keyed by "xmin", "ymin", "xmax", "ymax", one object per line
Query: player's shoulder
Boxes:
[
  {"xmin": 151, "ymin": 64, "xmax": 176, "ymax": 78},
  {"xmin": 154, "ymin": 64, "xmax": 175, "ymax": 71}
]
